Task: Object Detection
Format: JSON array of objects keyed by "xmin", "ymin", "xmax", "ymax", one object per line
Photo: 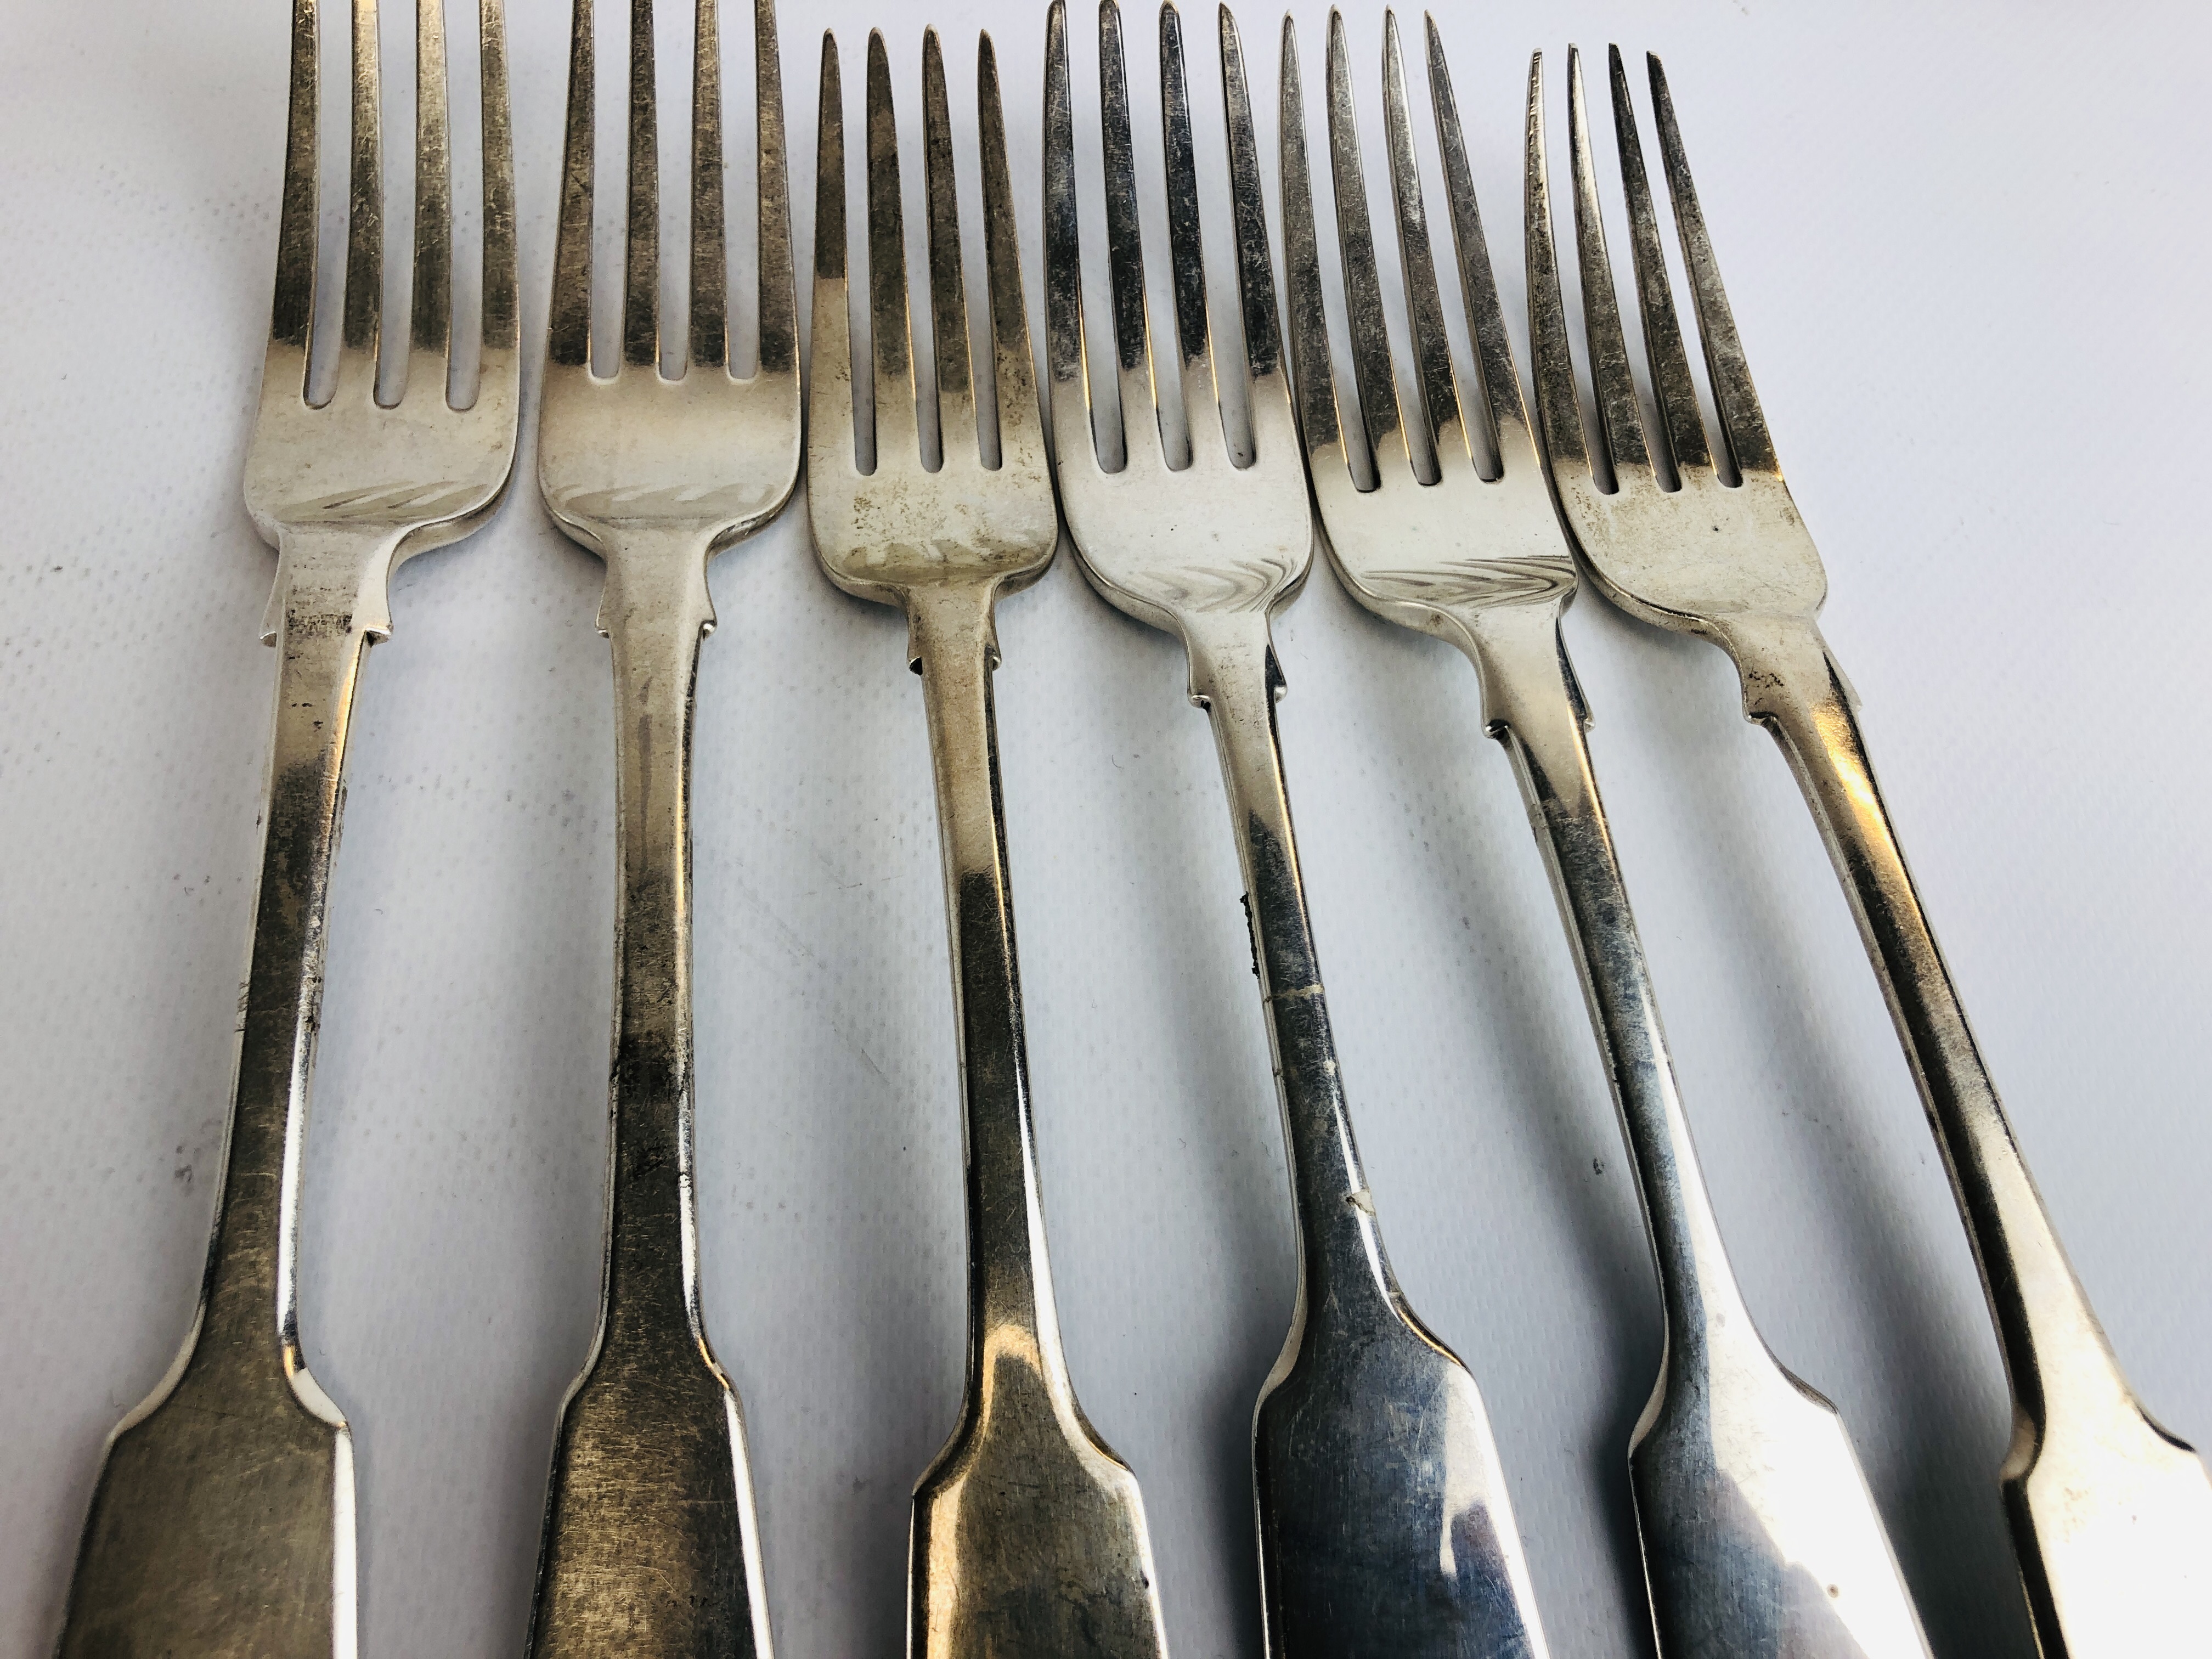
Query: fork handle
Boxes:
[
  {"xmin": 1458, "ymin": 604, "xmax": 1763, "ymax": 1378},
  {"xmin": 1729, "ymin": 618, "xmax": 2212, "ymax": 1650},
  {"xmin": 60, "ymin": 534, "xmax": 389, "ymax": 1659},
  {"xmin": 1184, "ymin": 617, "xmax": 1400, "ymax": 1326},
  {"xmin": 528, "ymin": 551, "xmax": 772, "ymax": 1659},
  {"xmin": 905, "ymin": 586, "xmax": 1079, "ymax": 1382}
]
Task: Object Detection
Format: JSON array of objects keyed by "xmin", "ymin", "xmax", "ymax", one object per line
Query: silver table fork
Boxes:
[
  {"xmin": 1529, "ymin": 44, "xmax": 2212, "ymax": 1659},
  {"xmin": 57, "ymin": 1, "xmax": 518, "ymax": 1653},
  {"xmin": 808, "ymin": 27, "xmax": 1169, "ymax": 1658},
  {"xmin": 1046, "ymin": 4, "xmax": 1548, "ymax": 1654},
  {"xmin": 529, "ymin": 0, "xmax": 798, "ymax": 1653},
  {"xmin": 1282, "ymin": 14, "xmax": 1931, "ymax": 1657}
]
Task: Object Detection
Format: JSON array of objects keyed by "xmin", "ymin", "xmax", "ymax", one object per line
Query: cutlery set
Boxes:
[{"xmin": 50, "ymin": 0, "xmax": 2211, "ymax": 1656}]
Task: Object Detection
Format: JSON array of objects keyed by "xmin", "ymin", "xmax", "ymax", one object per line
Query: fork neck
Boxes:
[
  {"xmin": 1184, "ymin": 615, "xmax": 1402, "ymax": 1338},
  {"xmin": 198, "ymin": 533, "xmax": 396, "ymax": 1380},
  {"xmin": 905, "ymin": 585, "xmax": 1081, "ymax": 1408},
  {"xmin": 597, "ymin": 548, "xmax": 719, "ymax": 1346}
]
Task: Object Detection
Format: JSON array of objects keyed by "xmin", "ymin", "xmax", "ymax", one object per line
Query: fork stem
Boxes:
[
  {"xmin": 1457, "ymin": 603, "xmax": 1762, "ymax": 1381},
  {"xmin": 905, "ymin": 585, "xmax": 1080, "ymax": 1403},
  {"xmin": 1184, "ymin": 616, "xmax": 1397, "ymax": 1327},
  {"xmin": 528, "ymin": 549, "xmax": 773, "ymax": 1659},
  {"xmin": 60, "ymin": 535, "xmax": 389, "ymax": 1659},
  {"xmin": 1724, "ymin": 617, "xmax": 2212, "ymax": 1654},
  {"xmin": 1723, "ymin": 616, "xmax": 2131, "ymax": 1434}
]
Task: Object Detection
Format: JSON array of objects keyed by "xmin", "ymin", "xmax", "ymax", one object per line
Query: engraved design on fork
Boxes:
[
  {"xmin": 1279, "ymin": 15, "xmax": 1932, "ymax": 1657},
  {"xmin": 1527, "ymin": 44, "xmax": 2212, "ymax": 1659},
  {"xmin": 1045, "ymin": 5, "xmax": 1549, "ymax": 1654},
  {"xmin": 57, "ymin": 1, "xmax": 520, "ymax": 1653},
  {"xmin": 807, "ymin": 26, "xmax": 1169, "ymax": 1658},
  {"xmin": 528, "ymin": 1, "xmax": 799, "ymax": 1654}
]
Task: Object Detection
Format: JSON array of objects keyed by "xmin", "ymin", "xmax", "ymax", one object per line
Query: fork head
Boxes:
[
  {"xmin": 537, "ymin": 0, "xmax": 800, "ymax": 581},
  {"xmin": 1526, "ymin": 46, "xmax": 1826, "ymax": 643},
  {"xmin": 1279, "ymin": 10, "xmax": 1573, "ymax": 648},
  {"xmin": 1042, "ymin": 0, "xmax": 1308, "ymax": 648},
  {"xmin": 806, "ymin": 26, "xmax": 1056, "ymax": 628},
  {"xmin": 242, "ymin": 0, "xmax": 520, "ymax": 625}
]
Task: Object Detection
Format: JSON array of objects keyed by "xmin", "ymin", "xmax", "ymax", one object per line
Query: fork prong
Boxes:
[
  {"xmin": 1424, "ymin": 14, "xmax": 1532, "ymax": 471},
  {"xmin": 753, "ymin": 0, "xmax": 798, "ymax": 382},
  {"xmin": 1041, "ymin": 1, "xmax": 1095, "ymax": 472},
  {"xmin": 623, "ymin": 0, "xmax": 661, "ymax": 369},
  {"xmin": 478, "ymin": 0, "xmax": 518, "ymax": 365},
  {"xmin": 270, "ymin": 0, "xmax": 317, "ymax": 383},
  {"xmin": 1158, "ymin": 1, "xmax": 1221, "ymax": 465},
  {"xmin": 1565, "ymin": 45, "xmax": 1652, "ymax": 482},
  {"xmin": 410, "ymin": 0, "xmax": 452, "ymax": 376},
  {"xmin": 550, "ymin": 0, "xmax": 595, "ymax": 370},
  {"xmin": 1218, "ymin": 3, "xmax": 1291, "ymax": 459},
  {"xmin": 1606, "ymin": 46, "xmax": 1708, "ymax": 477},
  {"xmin": 923, "ymin": 28, "xmax": 977, "ymax": 461},
  {"xmin": 978, "ymin": 31, "xmax": 1043, "ymax": 475},
  {"xmin": 1647, "ymin": 53, "xmax": 1778, "ymax": 476},
  {"xmin": 1379, "ymin": 9, "xmax": 1466, "ymax": 478},
  {"xmin": 1098, "ymin": 0, "xmax": 1164, "ymax": 472},
  {"xmin": 336, "ymin": 0, "xmax": 383, "ymax": 400},
  {"xmin": 865, "ymin": 31, "xmax": 918, "ymax": 466},
  {"xmin": 690, "ymin": 0, "xmax": 728, "ymax": 369},
  {"xmin": 1522, "ymin": 51, "xmax": 1594, "ymax": 489},
  {"xmin": 810, "ymin": 32, "xmax": 856, "ymax": 462},
  {"xmin": 1324, "ymin": 8, "xmax": 1410, "ymax": 484},
  {"xmin": 1276, "ymin": 16, "xmax": 1348, "ymax": 478}
]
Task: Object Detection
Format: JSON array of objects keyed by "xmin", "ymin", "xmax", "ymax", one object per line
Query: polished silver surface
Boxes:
[
  {"xmin": 1045, "ymin": 5, "xmax": 1547, "ymax": 1654},
  {"xmin": 54, "ymin": 1, "xmax": 520, "ymax": 1652},
  {"xmin": 1528, "ymin": 42, "xmax": 2212, "ymax": 1659},
  {"xmin": 528, "ymin": 0, "xmax": 798, "ymax": 1652},
  {"xmin": 808, "ymin": 26, "xmax": 1169, "ymax": 1657},
  {"xmin": 1277, "ymin": 16, "xmax": 1932, "ymax": 1657}
]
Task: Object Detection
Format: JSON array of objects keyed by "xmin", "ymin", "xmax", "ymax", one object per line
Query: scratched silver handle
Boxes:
[
  {"xmin": 1462, "ymin": 602, "xmax": 1931, "ymax": 1656},
  {"xmin": 526, "ymin": 554, "xmax": 772, "ymax": 1659}
]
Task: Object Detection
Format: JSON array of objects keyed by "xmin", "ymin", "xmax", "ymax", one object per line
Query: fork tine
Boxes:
[
  {"xmin": 270, "ymin": 0, "xmax": 317, "ymax": 387},
  {"xmin": 623, "ymin": 0, "xmax": 660, "ymax": 369},
  {"xmin": 410, "ymin": 0, "xmax": 452, "ymax": 376},
  {"xmin": 1605, "ymin": 46, "xmax": 1708, "ymax": 477},
  {"xmin": 865, "ymin": 31, "xmax": 918, "ymax": 466},
  {"xmin": 1379, "ymin": 9, "xmax": 1467, "ymax": 478},
  {"xmin": 1158, "ymin": 1, "xmax": 1222, "ymax": 466},
  {"xmin": 810, "ymin": 32, "xmax": 856, "ymax": 464},
  {"xmin": 1217, "ymin": 3, "xmax": 1291, "ymax": 459},
  {"xmin": 1276, "ymin": 16, "xmax": 1350, "ymax": 479},
  {"xmin": 477, "ymin": 0, "xmax": 518, "ymax": 365},
  {"xmin": 1324, "ymin": 9, "xmax": 1410, "ymax": 484},
  {"xmin": 1098, "ymin": 0, "xmax": 1164, "ymax": 472},
  {"xmin": 753, "ymin": 0, "xmax": 797, "ymax": 381},
  {"xmin": 977, "ymin": 31, "xmax": 1043, "ymax": 474},
  {"xmin": 1423, "ymin": 14, "xmax": 1532, "ymax": 471},
  {"xmin": 1522, "ymin": 51, "xmax": 1594, "ymax": 489},
  {"xmin": 336, "ymin": 0, "xmax": 383, "ymax": 400},
  {"xmin": 690, "ymin": 0, "xmax": 727, "ymax": 369},
  {"xmin": 1041, "ymin": 1, "xmax": 1095, "ymax": 472},
  {"xmin": 922, "ymin": 29, "xmax": 976, "ymax": 461},
  {"xmin": 1646, "ymin": 53, "xmax": 1778, "ymax": 476},
  {"xmin": 550, "ymin": 0, "xmax": 595, "ymax": 370},
  {"xmin": 1565, "ymin": 46, "xmax": 1652, "ymax": 482}
]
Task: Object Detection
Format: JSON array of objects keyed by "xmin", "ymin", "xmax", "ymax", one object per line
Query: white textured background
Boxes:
[{"xmin": 3, "ymin": 2, "xmax": 2209, "ymax": 1656}]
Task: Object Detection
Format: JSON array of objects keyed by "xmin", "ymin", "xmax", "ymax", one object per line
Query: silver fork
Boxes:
[
  {"xmin": 1529, "ymin": 43, "xmax": 2212, "ymax": 1659},
  {"xmin": 807, "ymin": 27, "xmax": 1169, "ymax": 1657},
  {"xmin": 56, "ymin": 1, "xmax": 518, "ymax": 1653},
  {"xmin": 1279, "ymin": 15, "xmax": 1933, "ymax": 1657},
  {"xmin": 1046, "ymin": 4, "xmax": 1549, "ymax": 1654},
  {"xmin": 529, "ymin": 0, "xmax": 798, "ymax": 1653}
]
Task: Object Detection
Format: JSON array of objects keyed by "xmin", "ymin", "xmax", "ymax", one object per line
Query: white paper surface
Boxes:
[{"xmin": 3, "ymin": 2, "xmax": 2209, "ymax": 1656}]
